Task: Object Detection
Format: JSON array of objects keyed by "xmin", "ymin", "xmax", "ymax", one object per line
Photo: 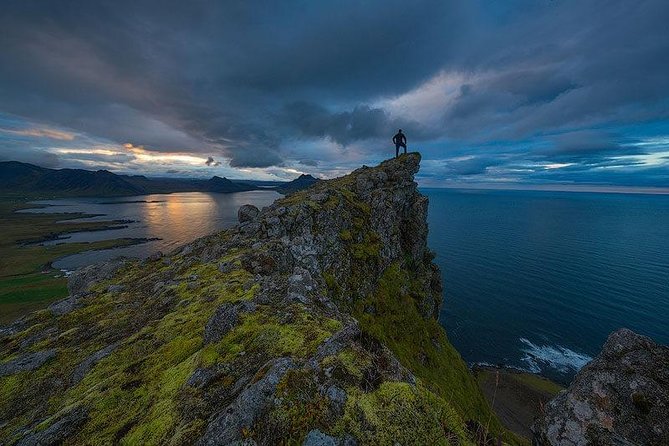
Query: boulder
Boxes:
[
  {"xmin": 67, "ymin": 259, "xmax": 127, "ymax": 295},
  {"xmin": 70, "ymin": 343, "xmax": 120, "ymax": 385},
  {"xmin": 197, "ymin": 358, "xmax": 295, "ymax": 445},
  {"xmin": 533, "ymin": 328, "xmax": 669, "ymax": 445},
  {"xmin": 238, "ymin": 204, "xmax": 260, "ymax": 223},
  {"xmin": 204, "ymin": 301, "xmax": 257, "ymax": 344},
  {"xmin": 303, "ymin": 430, "xmax": 338, "ymax": 446},
  {"xmin": 16, "ymin": 407, "xmax": 88, "ymax": 446},
  {"xmin": 0, "ymin": 349, "xmax": 56, "ymax": 377}
]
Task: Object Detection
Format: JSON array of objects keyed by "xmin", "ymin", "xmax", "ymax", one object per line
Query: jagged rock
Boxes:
[
  {"xmin": 204, "ymin": 301, "xmax": 257, "ymax": 344},
  {"xmin": 302, "ymin": 430, "xmax": 357, "ymax": 446},
  {"xmin": 67, "ymin": 258, "xmax": 127, "ymax": 295},
  {"xmin": 70, "ymin": 343, "xmax": 120, "ymax": 385},
  {"xmin": 0, "ymin": 349, "xmax": 56, "ymax": 377},
  {"xmin": 16, "ymin": 407, "xmax": 88, "ymax": 446},
  {"xmin": 48, "ymin": 295, "xmax": 80, "ymax": 316},
  {"xmin": 287, "ymin": 266, "xmax": 316, "ymax": 303},
  {"xmin": 533, "ymin": 328, "xmax": 669, "ymax": 446},
  {"xmin": 197, "ymin": 358, "xmax": 295, "ymax": 445},
  {"xmin": 308, "ymin": 323, "xmax": 361, "ymax": 367},
  {"xmin": 238, "ymin": 204, "xmax": 260, "ymax": 223},
  {"xmin": 179, "ymin": 245, "xmax": 193, "ymax": 256},
  {"xmin": 325, "ymin": 385, "xmax": 347, "ymax": 411},
  {"xmin": 219, "ymin": 261, "xmax": 234, "ymax": 273},
  {"xmin": 185, "ymin": 365, "xmax": 228, "ymax": 389},
  {"xmin": 19, "ymin": 327, "xmax": 57, "ymax": 349},
  {"xmin": 152, "ymin": 281, "xmax": 165, "ymax": 293},
  {"xmin": 303, "ymin": 430, "xmax": 338, "ymax": 446},
  {"xmin": 107, "ymin": 284, "xmax": 124, "ymax": 293},
  {"xmin": 146, "ymin": 251, "xmax": 163, "ymax": 261}
]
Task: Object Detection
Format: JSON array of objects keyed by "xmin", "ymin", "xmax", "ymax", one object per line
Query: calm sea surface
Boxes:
[
  {"xmin": 426, "ymin": 188, "xmax": 669, "ymax": 383},
  {"xmin": 24, "ymin": 188, "xmax": 669, "ymax": 383}
]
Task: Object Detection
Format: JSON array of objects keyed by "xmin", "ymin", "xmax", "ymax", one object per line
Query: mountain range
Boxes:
[{"xmin": 0, "ymin": 161, "xmax": 317, "ymax": 197}]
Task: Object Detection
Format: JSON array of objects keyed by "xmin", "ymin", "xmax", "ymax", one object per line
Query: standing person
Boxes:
[{"xmin": 392, "ymin": 129, "xmax": 407, "ymax": 158}]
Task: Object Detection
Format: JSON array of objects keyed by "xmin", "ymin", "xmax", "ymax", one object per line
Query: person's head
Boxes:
[{"xmin": 398, "ymin": 129, "xmax": 403, "ymax": 133}]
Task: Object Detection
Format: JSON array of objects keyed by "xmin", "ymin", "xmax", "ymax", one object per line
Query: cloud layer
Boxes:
[{"xmin": 1, "ymin": 0, "xmax": 668, "ymax": 186}]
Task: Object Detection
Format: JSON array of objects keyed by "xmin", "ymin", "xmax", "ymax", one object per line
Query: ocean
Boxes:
[{"xmin": 426, "ymin": 188, "xmax": 669, "ymax": 383}]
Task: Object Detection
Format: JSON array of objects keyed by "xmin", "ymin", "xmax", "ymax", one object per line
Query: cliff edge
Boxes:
[{"xmin": 0, "ymin": 154, "xmax": 506, "ymax": 445}]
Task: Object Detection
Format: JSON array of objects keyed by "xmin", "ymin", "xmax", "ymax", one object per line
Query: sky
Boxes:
[{"xmin": 1, "ymin": 0, "xmax": 668, "ymax": 188}]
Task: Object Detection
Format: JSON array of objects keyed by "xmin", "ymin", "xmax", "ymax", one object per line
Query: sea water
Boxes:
[{"xmin": 425, "ymin": 188, "xmax": 669, "ymax": 383}]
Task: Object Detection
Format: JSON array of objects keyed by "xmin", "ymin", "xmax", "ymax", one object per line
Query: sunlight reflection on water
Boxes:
[{"xmin": 23, "ymin": 191, "xmax": 282, "ymax": 270}]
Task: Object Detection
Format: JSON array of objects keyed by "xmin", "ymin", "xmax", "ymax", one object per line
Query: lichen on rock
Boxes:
[
  {"xmin": 0, "ymin": 153, "xmax": 508, "ymax": 445},
  {"xmin": 533, "ymin": 328, "xmax": 669, "ymax": 445}
]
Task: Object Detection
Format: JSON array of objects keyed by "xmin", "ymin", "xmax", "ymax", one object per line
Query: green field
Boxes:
[{"xmin": 0, "ymin": 197, "xmax": 143, "ymax": 324}]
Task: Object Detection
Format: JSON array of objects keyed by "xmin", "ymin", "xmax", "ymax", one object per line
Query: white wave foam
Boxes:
[{"xmin": 519, "ymin": 338, "xmax": 592, "ymax": 374}]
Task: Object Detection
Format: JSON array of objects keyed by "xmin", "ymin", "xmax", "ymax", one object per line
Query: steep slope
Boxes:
[
  {"xmin": 0, "ymin": 161, "xmax": 46, "ymax": 187},
  {"xmin": 0, "ymin": 154, "xmax": 507, "ymax": 445}
]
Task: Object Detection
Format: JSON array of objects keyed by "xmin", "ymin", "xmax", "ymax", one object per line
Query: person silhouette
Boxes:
[{"xmin": 392, "ymin": 129, "xmax": 407, "ymax": 158}]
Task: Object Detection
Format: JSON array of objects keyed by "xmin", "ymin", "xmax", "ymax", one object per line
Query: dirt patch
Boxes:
[{"xmin": 474, "ymin": 366, "xmax": 564, "ymax": 441}]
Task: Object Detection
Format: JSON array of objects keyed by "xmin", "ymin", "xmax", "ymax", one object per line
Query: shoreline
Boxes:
[{"xmin": 17, "ymin": 222, "xmax": 135, "ymax": 246}]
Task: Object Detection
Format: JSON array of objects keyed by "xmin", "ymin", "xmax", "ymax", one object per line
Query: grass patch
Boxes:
[
  {"xmin": 0, "ymin": 196, "xmax": 145, "ymax": 323},
  {"xmin": 336, "ymin": 382, "xmax": 472, "ymax": 446},
  {"xmin": 509, "ymin": 372, "xmax": 564, "ymax": 396}
]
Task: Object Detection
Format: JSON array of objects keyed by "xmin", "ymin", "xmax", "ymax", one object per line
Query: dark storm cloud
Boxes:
[
  {"xmin": 0, "ymin": 0, "xmax": 668, "ymax": 186},
  {"xmin": 549, "ymin": 131, "xmax": 621, "ymax": 155},
  {"xmin": 0, "ymin": 141, "xmax": 61, "ymax": 168},
  {"xmin": 278, "ymin": 102, "xmax": 429, "ymax": 146},
  {"xmin": 443, "ymin": 157, "xmax": 507, "ymax": 176},
  {"xmin": 205, "ymin": 156, "xmax": 221, "ymax": 167},
  {"xmin": 0, "ymin": 0, "xmax": 465, "ymax": 168}
]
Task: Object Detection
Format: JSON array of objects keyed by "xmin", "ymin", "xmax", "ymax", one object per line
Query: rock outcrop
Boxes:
[
  {"xmin": 533, "ymin": 328, "xmax": 669, "ymax": 446},
  {"xmin": 0, "ymin": 154, "xmax": 501, "ymax": 445}
]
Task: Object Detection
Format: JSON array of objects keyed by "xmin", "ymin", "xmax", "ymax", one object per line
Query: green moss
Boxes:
[
  {"xmin": 0, "ymin": 248, "xmax": 261, "ymax": 443},
  {"xmin": 350, "ymin": 232, "xmax": 381, "ymax": 260},
  {"xmin": 268, "ymin": 368, "xmax": 330, "ymax": 443},
  {"xmin": 121, "ymin": 353, "xmax": 198, "ymax": 444},
  {"xmin": 352, "ymin": 263, "xmax": 505, "ymax": 436},
  {"xmin": 509, "ymin": 372, "xmax": 564, "ymax": 396},
  {"xmin": 336, "ymin": 381, "xmax": 472, "ymax": 446},
  {"xmin": 339, "ymin": 230, "xmax": 353, "ymax": 241},
  {"xmin": 323, "ymin": 271, "xmax": 340, "ymax": 298},
  {"xmin": 322, "ymin": 347, "xmax": 373, "ymax": 382},
  {"xmin": 0, "ymin": 374, "xmax": 24, "ymax": 414},
  {"xmin": 202, "ymin": 306, "xmax": 342, "ymax": 366}
]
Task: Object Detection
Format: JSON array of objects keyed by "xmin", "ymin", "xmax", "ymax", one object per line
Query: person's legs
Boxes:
[
  {"xmin": 402, "ymin": 143, "xmax": 407, "ymax": 154},
  {"xmin": 395, "ymin": 144, "xmax": 400, "ymax": 158}
]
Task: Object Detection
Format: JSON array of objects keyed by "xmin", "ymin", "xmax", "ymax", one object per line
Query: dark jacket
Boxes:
[{"xmin": 393, "ymin": 132, "xmax": 406, "ymax": 145}]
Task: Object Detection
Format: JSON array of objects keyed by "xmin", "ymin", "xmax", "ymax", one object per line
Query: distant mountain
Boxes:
[
  {"xmin": 0, "ymin": 161, "xmax": 257, "ymax": 197},
  {"xmin": 122, "ymin": 174, "xmax": 257, "ymax": 195},
  {"xmin": 276, "ymin": 174, "xmax": 320, "ymax": 194},
  {"xmin": 0, "ymin": 161, "xmax": 145, "ymax": 197},
  {"xmin": 206, "ymin": 176, "xmax": 256, "ymax": 193}
]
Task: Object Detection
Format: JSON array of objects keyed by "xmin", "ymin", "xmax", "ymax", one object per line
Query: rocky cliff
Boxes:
[
  {"xmin": 0, "ymin": 154, "xmax": 506, "ymax": 445},
  {"xmin": 533, "ymin": 329, "xmax": 669, "ymax": 446}
]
